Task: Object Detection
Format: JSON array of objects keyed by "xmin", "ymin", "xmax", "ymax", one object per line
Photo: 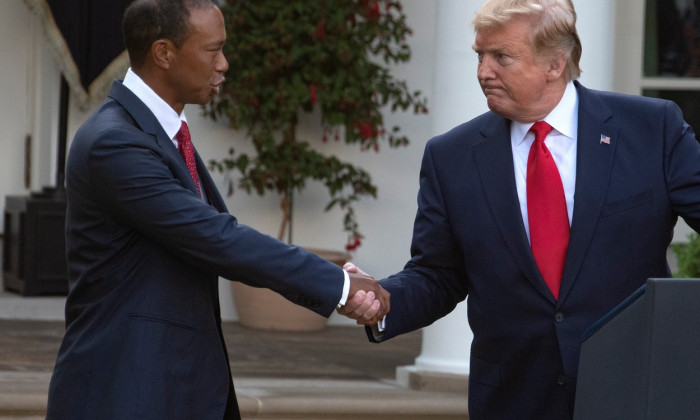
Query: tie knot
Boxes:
[{"xmin": 529, "ymin": 121, "xmax": 552, "ymax": 144}]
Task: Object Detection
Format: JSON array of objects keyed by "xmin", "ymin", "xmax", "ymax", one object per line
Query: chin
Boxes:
[
  {"xmin": 485, "ymin": 100, "xmax": 503, "ymax": 114},
  {"xmin": 485, "ymin": 100, "xmax": 512, "ymax": 118},
  {"xmin": 196, "ymin": 93, "xmax": 215, "ymax": 105}
]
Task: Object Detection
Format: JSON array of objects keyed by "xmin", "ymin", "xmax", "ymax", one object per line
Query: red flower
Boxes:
[
  {"xmin": 315, "ymin": 20, "xmax": 326, "ymax": 40},
  {"xmin": 345, "ymin": 235, "xmax": 362, "ymax": 252},
  {"xmin": 309, "ymin": 84, "xmax": 318, "ymax": 105},
  {"xmin": 358, "ymin": 123, "xmax": 373, "ymax": 140},
  {"xmin": 365, "ymin": 0, "xmax": 380, "ymax": 20}
]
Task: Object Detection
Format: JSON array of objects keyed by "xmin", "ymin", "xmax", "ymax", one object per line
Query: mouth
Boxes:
[
  {"xmin": 211, "ymin": 77, "xmax": 225, "ymax": 94},
  {"xmin": 481, "ymin": 86, "xmax": 505, "ymax": 98}
]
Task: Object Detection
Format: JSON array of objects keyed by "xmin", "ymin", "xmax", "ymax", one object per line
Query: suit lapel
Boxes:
[
  {"xmin": 109, "ymin": 81, "xmax": 212, "ymax": 199},
  {"xmin": 558, "ymin": 82, "xmax": 618, "ymax": 304},
  {"xmin": 194, "ymin": 152, "xmax": 227, "ymax": 212},
  {"xmin": 473, "ymin": 114, "xmax": 555, "ymax": 301},
  {"xmin": 109, "ymin": 81, "xmax": 176, "ymax": 152}
]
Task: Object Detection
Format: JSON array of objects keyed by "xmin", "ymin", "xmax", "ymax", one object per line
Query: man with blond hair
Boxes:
[{"xmin": 340, "ymin": 0, "xmax": 700, "ymax": 418}]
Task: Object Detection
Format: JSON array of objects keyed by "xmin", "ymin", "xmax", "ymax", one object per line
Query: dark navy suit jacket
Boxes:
[
  {"xmin": 46, "ymin": 81, "xmax": 345, "ymax": 419},
  {"xmin": 372, "ymin": 82, "xmax": 700, "ymax": 419}
]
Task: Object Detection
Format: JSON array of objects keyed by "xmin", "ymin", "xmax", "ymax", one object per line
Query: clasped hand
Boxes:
[{"xmin": 338, "ymin": 262, "xmax": 389, "ymax": 326}]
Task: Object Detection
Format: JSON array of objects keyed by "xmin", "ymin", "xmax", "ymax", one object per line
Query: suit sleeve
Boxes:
[
  {"xmin": 663, "ymin": 100, "xmax": 700, "ymax": 231},
  {"xmin": 83, "ymin": 125, "xmax": 344, "ymax": 316},
  {"xmin": 369, "ymin": 140, "xmax": 469, "ymax": 342}
]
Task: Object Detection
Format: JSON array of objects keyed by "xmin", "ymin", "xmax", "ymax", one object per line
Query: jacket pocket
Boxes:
[
  {"xmin": 470, "ymin": 356, "xmax": 501, "ymax": 387},
  {"xmin": 127, "ymin": 312, "xmax": 197, "ymax": 331},
  {"xmin": 600, "ymin": 189, "xmax": 652, "ymax": 218}
]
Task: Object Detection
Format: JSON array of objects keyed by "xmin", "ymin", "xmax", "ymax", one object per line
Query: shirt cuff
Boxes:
[
  {"xmin": 336, "ymin": 269, "xmax": 350, "ymax": 309},
  {"xmin": 369, "ymin": 320, "xmax": 385, "ymax": 341}
]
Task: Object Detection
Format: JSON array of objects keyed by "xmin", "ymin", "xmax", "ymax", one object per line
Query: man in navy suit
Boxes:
[
  {"xmin": 45, "ymin": 0, "xmax": 388, "ymax": 419},
  {"xmin": 340, "ymin": 0, "xmax": 700, "ymax": 418}
]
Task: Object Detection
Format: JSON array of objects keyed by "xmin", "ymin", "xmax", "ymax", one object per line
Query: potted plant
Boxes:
[
  {"xmin": 673, "ymin": 233, "xmax": 700, "ymax": 277},
  {"xmin": 204, "ymin": 0, "xmax": 428, "ymax": 330}
]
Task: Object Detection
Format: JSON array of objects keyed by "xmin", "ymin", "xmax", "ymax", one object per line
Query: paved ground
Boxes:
[
  {"xmin": 0, "ymin": 319, "xmax": 420, "ymax": 379},
  {"xmin": 0, "ymin": 318, "xmax": 470, "ymax": 419}
]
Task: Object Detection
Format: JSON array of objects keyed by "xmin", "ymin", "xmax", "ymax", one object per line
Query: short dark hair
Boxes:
[{"xmin": 122, "ymin": 0, "xmax": 216, "ymax": 69}]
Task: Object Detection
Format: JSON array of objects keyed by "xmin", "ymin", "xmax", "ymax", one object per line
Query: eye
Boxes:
[
  {"xmin": 476, "ymin": 52, "xmax": 484, "ymax": 63},
  {"xmin": 496, "ymin": 54, "xmax": 513, "ymax": 66},
  {"xmin": 209, "ymin": 43, "xmax": 225, "ymax": 53}
]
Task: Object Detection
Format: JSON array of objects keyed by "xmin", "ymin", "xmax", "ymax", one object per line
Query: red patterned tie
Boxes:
[
  {"xmin": 526, "ymin": 121, "xmax": 569, "ymax": 300},
  {"xmin": 176, "ymin": 121, "xmax": 201, "ymax": 195}
]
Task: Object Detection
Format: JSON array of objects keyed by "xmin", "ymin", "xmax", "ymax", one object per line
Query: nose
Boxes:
[
  {"xmin": 477, "ymin": 56, "xmax": 495, "ymax": 81},
  {"xmin": 217, "ymin": 50, "xmax": 229, "ymax": 73}
]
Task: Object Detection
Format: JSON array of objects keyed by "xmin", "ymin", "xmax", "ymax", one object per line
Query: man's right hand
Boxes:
[{"xmin": 338, "ymin": 263, "xmax": 389, "ymax": 326}]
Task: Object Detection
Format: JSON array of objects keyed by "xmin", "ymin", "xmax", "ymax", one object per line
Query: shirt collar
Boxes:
[
  {"xmin": 122, "ymin": 68, "xmax": 187, "ymax": 140},
  {"xmin": 511, "ymin": 81, "xmax": 579, "ymax": 146}
]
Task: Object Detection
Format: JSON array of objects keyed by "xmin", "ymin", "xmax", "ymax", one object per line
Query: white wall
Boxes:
[
  {"xmin": 575, "ymin": 0, "xmax": 616, "ymax": 91},
  {"xmin": 0, "ymin": 0, "xmax": 33, "ymax": 199},
  {"xmin": 0, "ymin": 0, "xmax": 65, "ymax": 199}
]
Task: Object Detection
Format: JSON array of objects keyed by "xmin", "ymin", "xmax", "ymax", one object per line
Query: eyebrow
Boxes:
[{"xmin": 206, "ymin": 40, "xmax": 226, "ymax": 49}]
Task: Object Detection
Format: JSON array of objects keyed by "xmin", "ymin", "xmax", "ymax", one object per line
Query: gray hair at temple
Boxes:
[{"xmin": 473, "ymin": 0, "xmax": 582, "ymax": 81}]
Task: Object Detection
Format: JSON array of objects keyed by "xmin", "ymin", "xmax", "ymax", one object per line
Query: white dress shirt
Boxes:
[
  {"xmin": 511, "ymin": 81, "xmax": 579, "ymax": 240},
  {"xmin": 122, "ymin": 68, "xmax": 185, "ymax": 148}
]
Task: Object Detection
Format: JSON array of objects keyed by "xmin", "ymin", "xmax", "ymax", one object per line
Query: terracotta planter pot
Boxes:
[{"xmin": 231, "ymin": 248, "xmax": 350, "ymax": 331}]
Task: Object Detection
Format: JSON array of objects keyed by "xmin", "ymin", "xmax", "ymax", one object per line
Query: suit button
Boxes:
[
  {"xmin": 555, "ymin": 312, "xmax": 565, "ymax": 323},
  {"xmin": 557, "ymin": 375, "xmax": 567, "ymax": 386}
]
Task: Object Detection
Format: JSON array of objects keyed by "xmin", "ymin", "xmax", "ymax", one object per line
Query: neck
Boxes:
[
  {"xmin": 132, "ymin": 67, "xmax": 184, "ymax": 115},
  {"xmin": 518, "ymin": 79, "xmax": 568, "ymax": 123}
]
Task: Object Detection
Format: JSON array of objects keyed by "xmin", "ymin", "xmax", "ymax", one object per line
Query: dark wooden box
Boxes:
[{"xmin": 3, "ymin": 193, "xmax": 68, "ymax": 296}]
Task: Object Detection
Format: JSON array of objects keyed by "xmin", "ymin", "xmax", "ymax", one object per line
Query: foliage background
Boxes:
[
  {"xmin": 673, "ymin": 233, "xmax": 700, "ymax": 277},
  {"xmin": 205, "ymin": 0, "xmax": 427, "ymax": 251}
]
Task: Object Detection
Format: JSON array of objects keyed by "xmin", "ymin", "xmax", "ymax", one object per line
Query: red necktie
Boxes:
[
  {"xmin": 176, "ymin": 121, "xmax": 201, "ymax": 195},
  {"xmin": 526, "ymin": 121, "xmax": 569, "ymax": 300}
]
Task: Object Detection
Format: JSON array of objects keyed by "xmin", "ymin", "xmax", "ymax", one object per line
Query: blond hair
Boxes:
[{"xmin": 473, "ymin": 0, "xmax": 582, "ymax": 81}]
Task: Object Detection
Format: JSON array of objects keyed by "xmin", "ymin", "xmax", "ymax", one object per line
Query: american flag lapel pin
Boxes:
[{"xmin": 600, "ymin": 134, "xmax": 611, "ymax": 145}]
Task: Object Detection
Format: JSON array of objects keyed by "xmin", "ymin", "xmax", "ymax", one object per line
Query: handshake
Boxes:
[{"xmin": 339, "ymin": 263, "xmax": 390, "ymax": 326}]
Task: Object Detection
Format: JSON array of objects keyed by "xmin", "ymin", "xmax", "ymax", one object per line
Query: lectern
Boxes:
[{"xmin": 574, "ymin": 278, "xmax": 700, "ymax": 420}]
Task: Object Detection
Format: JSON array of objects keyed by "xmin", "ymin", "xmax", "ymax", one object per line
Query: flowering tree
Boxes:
[{"xmin": 205, "ymin": 0, "xmax": 427, "ymax": 251}]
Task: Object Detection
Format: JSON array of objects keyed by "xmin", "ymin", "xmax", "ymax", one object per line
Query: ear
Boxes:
[
  {"xmin": 546, "ymin": 54, "xmax": 567, "ymax": 81},
  {"xmin": 151, "ymin": 39, "xmax": 175, "ymax": 70}
]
